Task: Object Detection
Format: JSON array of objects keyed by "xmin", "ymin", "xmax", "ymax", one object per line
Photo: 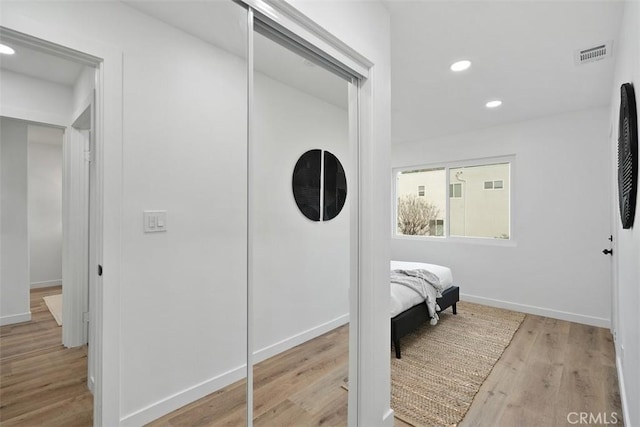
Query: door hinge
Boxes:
[
  {"xmin": 84, "ymin": 151, "xmax": 92, "ymax": 163},
  {"xmin": 83, "ymin": 312, "xmax": 90, "ymax": 323},
  {"xmin": 609, "ymin": 235, "xmax": 613, "ymax": 242}
]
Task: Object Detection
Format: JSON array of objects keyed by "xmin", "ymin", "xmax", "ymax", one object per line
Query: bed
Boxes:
[{"xmin": 390, "ymin": 260, "xmax": 460, "ymax": 358}]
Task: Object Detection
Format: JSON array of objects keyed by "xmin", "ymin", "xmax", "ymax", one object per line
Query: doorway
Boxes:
[{"xmin": 0, "ymin": 26, "xmax": 102, "ymax": 423}]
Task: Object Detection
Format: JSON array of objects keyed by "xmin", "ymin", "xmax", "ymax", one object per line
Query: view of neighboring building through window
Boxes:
[
  {"xmin": 396, "ymin": 168, "xmax": 446, "ymax": 236},
  {"xmin": 395, "ymin": 160, "xmax": 511, "ymax": 240}
]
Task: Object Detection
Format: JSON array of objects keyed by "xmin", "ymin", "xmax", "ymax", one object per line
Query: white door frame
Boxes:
[
  {"xmin": 0, "ymin": 19, "xmax": 124, "ymax": 427},
  {"xmin": 63, "ymin": 97, "xmax": 92, "ymax": 350},
  {"xmin": 609, "ymin": 119, "xmax": 620, "ymax": 340}
]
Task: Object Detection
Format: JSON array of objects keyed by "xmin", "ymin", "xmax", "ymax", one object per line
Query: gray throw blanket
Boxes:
[{"xmin": 391, "ymin": 269, "xmax": 444, "ymax": 325}]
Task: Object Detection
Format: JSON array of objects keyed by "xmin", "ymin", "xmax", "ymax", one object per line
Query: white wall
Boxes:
[
  {"xmin": 608, "ymin": 1, "xmax": 640, "ymax": 425},
  {"xmin": 1, "ymin": 69, "xmax": 70, "ymax": 292},
  {"xmin": 0, "ymin": 70, "xmax": 73, "ymax": 127},
  {"xmin": 253, "ymin": 71, "xmax": 350, "ymax": 360},
  {"xmin": 392, "ymin": 108, "xmax": 612, "ymax": 327},
  {"xmin": 0, "ymin": 117, "xmax": 31, "ymax": 325},
  {"xmin": 28, "ymin": 136, "xmax": 63, "ymax": 288}
]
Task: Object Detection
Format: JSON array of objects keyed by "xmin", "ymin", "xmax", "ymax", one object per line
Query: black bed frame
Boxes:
[{"xmin": 391, "ymin": 286, "xmax": 459, "ymax": 359}]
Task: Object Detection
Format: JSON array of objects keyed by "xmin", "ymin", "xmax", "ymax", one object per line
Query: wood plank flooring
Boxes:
[
  {"xmin": 460, "ymin": 314, "xmax": 622, "ymax": 427},
  {"xmin": 1, "ymin": 293, "xmax": 622, "ymax": 427},
  {"xmin": 0, "ymin": 286, "xmax": 93, "ymax": 426}
]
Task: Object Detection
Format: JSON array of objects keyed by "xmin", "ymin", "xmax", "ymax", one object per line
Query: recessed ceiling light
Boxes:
[
  {"xmin": 0, "ymin": 44, "xmax": 15, "ymax": 55},
  {"xmin": 450, "ymin": 60, "xmax": 471, "ymax": 72},
  {"xmin": 485, "ymin": 100, "xmax": 502, "ymax": 108}
]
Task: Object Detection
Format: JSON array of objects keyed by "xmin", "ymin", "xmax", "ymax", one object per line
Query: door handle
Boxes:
[{"xmin": 602, "ymin": 249, "xmax": 613, "ymax": 255}]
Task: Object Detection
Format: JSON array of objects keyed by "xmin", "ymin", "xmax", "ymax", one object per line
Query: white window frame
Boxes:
[{"xmin": 393, "ymin": 155, "xmax": 516, "ymax": 246}]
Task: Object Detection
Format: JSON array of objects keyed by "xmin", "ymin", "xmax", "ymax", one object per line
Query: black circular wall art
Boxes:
[
  {"xmin": 292, "ymin": 149, "xmax": 347, "ymax": 222},
  {"xmin": 618, "ymin": 83, "xmax": 638, "ymax": 229}
]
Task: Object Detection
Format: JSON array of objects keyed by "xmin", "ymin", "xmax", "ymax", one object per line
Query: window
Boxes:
[
  {"xmin": 449, "ymin": 183, "xmax": 462, "ymax": 198},
  {"xmin": 395, "ymin": 158, "xmax": 512, "ymax": 240},
  {"xmin": 396, "ymin": 168, "xmax": 445, "ymax": 236},
  {"xmin": 429, "ymin": 219, "xmax": 444, "ymax": 236},
  {"xmin": 484, "ymin": 180, "xmax": 504, "ymax": 190}
]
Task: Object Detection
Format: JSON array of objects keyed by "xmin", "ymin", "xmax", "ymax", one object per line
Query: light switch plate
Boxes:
[{"xmin": 144, "ymin": 210, "xmax": 167, "ymax": 233}]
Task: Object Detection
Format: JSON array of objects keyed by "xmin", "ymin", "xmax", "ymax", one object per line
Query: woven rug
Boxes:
[
  {"xmin": 43, "ymin": 294, "xmax": 63, "ymax": 326},
  {"xmin": 391, "ymin": 301, "xmax": 525, "ymax": 426}
]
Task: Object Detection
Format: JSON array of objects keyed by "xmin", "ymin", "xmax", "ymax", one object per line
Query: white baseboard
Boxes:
[
  {"xmin": 30, "ymin": 279, "xmax": 62, "ymax": 289},
  {"xmin": 616, "ymin": 356, "xmax": 631, "ymax": 427},
  {"xmin": 254, "ymin": 313, "xmax": 349, "ymax": 364},
  {"xmin": 120, "ymin": 364, "xmax": 247, "ymax": 427},
  {"xmin": 120, "ymin": 315, "xmax": 349, "ymax": 426},
  {"xmin": 461, "ymin": 293, "xmax": 610, "ymax": 328},
  {"xmin": 0, "ymin": 311, "xmax": 31, "ymax": 326}
]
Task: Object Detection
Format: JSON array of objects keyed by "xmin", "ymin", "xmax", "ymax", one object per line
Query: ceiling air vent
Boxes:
[{"xmin": 574, "ymin": 41, "xmax": 613, "ymax": 65}]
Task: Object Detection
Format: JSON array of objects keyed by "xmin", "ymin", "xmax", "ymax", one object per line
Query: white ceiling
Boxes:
[
  {"xmin": 0, "ymin": 41, "xmax": 85, "ymax": 86},
  {"xmin": 385, "ymin": 0, "xmax": 625, "ymax": 143}
]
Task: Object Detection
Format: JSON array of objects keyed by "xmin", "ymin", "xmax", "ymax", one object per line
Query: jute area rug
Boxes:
[
  {"xmin": 391, "ymin": 301, "xmax": 525, "ymax": 427},
  {"xmin": 43, "ymin": 294, "xmax": 63, "ymax": 326}
]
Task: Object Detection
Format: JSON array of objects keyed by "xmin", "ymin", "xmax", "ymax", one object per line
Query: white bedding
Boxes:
[{"xmin": 390, "ymin": 260, "xmax": 453, "ymax": 318}]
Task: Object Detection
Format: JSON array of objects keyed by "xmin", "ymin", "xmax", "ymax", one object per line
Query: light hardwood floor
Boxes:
[
  {"xmin": 460, "ymin": 314, "xmax": 622, "ymax": 427},
  {"xmin": 0, "ymin": 286, "xmax": 93, "ymax": 426},
  {"xmin": 1, "ymin": 292, "xmax": 622, "ymax": 426}
]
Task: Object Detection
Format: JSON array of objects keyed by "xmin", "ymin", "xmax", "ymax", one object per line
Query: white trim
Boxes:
[
  {"xmin": 240, "ymin": 0, "xmax": 371, "ymax": 79},
  {"xmin": 392, "ymin": 233, "xmax": 517, "ymax": 247},
  {"xmin": 30, "ymin": 279, "xmax": 62, "ymax": 289},
  {"xmin": 254, "ymin": 314, "xmax": 349, "ymax": 364},
  {"xmin": 62, "ymin": 125, "xmax": 90, "ymax": 349},
  {"xmin": 615, "ymin": 356, "xmax": 630, "ymax": 426},
  {"xmin": 394, "ymin": 154, "xmax": 516, "ymax": 174},
  {"xmin": 348, "ymin": 80, "xmax": 360, "ymax": 427},
  {"xmin": 461, "ymin": 293, "xmax": 611, "ymax": 328},
  {"xmin": 0, "ymin": 106, "xmax": 69, "ymax": 129},
  {"xmin": 120, "ymin": 364, "xmax": 247, "ymax": 427},
  {"xmin": 0, "ymin": 312, "xmax": 32, "ymax": 326},
  {"xmin": 246, "ymin": 7, "xmax": 254, "ymax": 425}
]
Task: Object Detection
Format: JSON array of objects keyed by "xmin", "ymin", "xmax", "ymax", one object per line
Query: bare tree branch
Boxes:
[{"xmin": 397, "ymin": 194, "xmax": 441, "ymax": 236}]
